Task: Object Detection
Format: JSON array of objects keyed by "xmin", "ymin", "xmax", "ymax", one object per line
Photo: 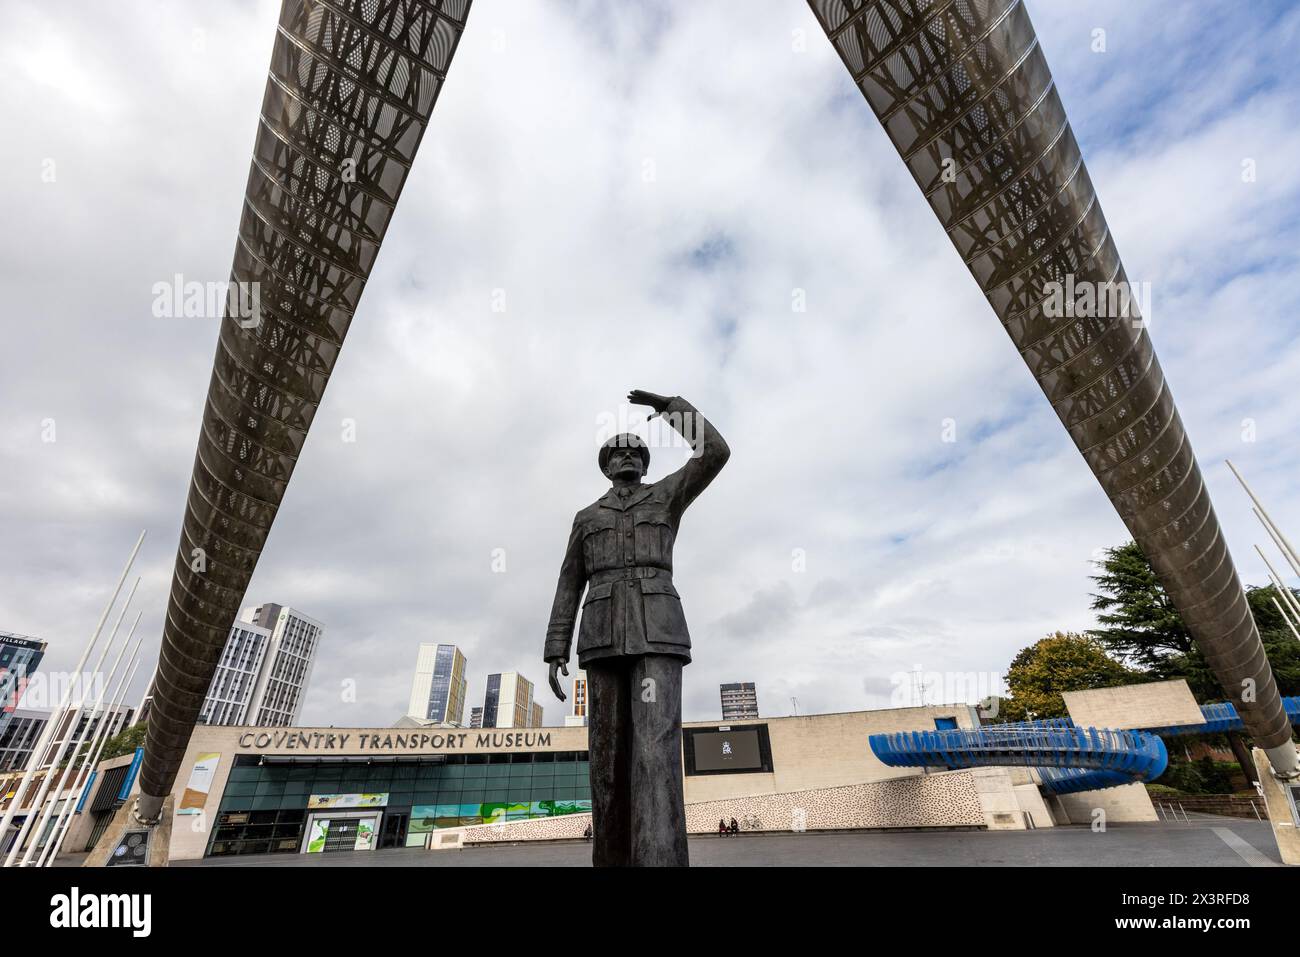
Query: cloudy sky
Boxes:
[{"xmin": 3, "ymin": 0, "xmax": 1299, "ymax": 728}]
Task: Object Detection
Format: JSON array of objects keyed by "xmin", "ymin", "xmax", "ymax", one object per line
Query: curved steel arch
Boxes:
[
  {"xmin": 137, "ymin": 0, "xmax": 474, "ymax": 819},
  {"xmin": 807, "ymin": 0, "xmax": 1297, "ymax": 775}
]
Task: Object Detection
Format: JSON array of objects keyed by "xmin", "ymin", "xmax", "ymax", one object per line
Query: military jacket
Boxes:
[{"xmin": 544, "ymin": 397, "xmax": 730, "ymax": 667}]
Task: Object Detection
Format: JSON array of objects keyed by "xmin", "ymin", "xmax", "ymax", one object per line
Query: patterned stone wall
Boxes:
[
  {"xmin": 684, "ymin": 770, "xmax": 983, "ymax": 832},
  {"xmin": 459, "ymin": 810, "xmax": 592, "ymax": 844},
  {"xmin": 457, "ymin": 771, "xmax": 984, "ymax": 845}
]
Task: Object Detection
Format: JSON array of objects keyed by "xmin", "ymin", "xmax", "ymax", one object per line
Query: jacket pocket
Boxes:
[
  {"xmin": 577, "ymin": 582, "xmax": 614, "ymax": 653},
  {"xmin": 633, "ymin": 519, "xmax": 674, "ymax": 564},
  {"xmin": 639, "ymin": 578, "xmax": 689, "ymax": 646},
  {"xmin": 638, "ymin": 578, "xmax": 679, "ymax": 598}
]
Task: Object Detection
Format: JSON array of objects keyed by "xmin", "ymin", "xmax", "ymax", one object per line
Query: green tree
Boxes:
[
  {"xmin": 1090, "ymin": 541, "xmax": 1300, "ymax": 698},
  {"xmin": 1089, "ymin": 540, "xmax": 1300, "ymax": 785},
  {"xmin": 999, "ymin": 632, "xmax": 1143, "ymax": 723},
  {"xmin": 1088, "ymin": 541, "xmax": 1193, "ymax": 672},
  {"xmin": 98, "ymin": 721, "xmax": 147, "ymax": 761}
]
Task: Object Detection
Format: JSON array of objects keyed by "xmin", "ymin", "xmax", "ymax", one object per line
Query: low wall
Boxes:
[
  {"xmin": 1049, "ymin": 781, "xmax": 1157, "ymax": 825},
  {"xmin": 453, "ymin": 771, "xmax": 988, "ymax": 845}
]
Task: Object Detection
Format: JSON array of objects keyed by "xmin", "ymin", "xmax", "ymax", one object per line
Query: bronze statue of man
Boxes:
[{"xmin": 545, "ymin": 390, "xmax": 730, "ymax": 866}]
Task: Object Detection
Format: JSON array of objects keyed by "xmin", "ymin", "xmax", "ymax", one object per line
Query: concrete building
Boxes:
[
  {"xmin": 468, "ymin": 707, "xmax": 483, "ymax": 729},
  {"xmin": 199, "ymin": 620, "xmax": 272, "ymax": 727},
  {"xmin": 70, "ymin": 680, "xmax": 1286, "ymax": 864},
  {"xmin": 245, "ymin": 604, "xmax": 324, "ymax": 727},
  {"xmin": 199, "ymin": 605, "xmax": 324, "ymax": 728},
  {"xmin": 53, "ymin": 685, "xmax": 1185, "ymax": 862},
  {"xmin": 48, "ymin": 703, "xmax": 1025, "ymax": 860},
  {"xmin": 0, "ymin": 704, "xmax": 134, "ymax": 773},
  {"xmin": 721, "ymin": 682, "xmax": 759, "ymax": 721},
  {"xmin": 530, "ymin": 701, "xmax": 544, "ymax": 729},
  {"xmin": 0, "ymin": 632, "xmax": 46, "ymax": 740},
  {"xmin": 406, "ymin": 644, "xmax": 467, "ymax": 726},
  {"xmin": 482, "ymin": 672, "xmax": 536, "ymax": 729},
  {"xmin": 0, "ymin": 709, "xmax": 47, "ymax": 772},
  {"xmin": 564, "ymin": 669, "xmax": 588, "ymax": 728}
]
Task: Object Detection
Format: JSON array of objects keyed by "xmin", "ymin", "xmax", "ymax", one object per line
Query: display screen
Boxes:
[{"xmin": 691, "ymin": 729, "xmax": 764, "ymax": 771}]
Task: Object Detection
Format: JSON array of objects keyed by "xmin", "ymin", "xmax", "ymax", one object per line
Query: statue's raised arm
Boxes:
[{"xmin": 628, "ymin": 390, "xmax": 730, "ymax": 510}]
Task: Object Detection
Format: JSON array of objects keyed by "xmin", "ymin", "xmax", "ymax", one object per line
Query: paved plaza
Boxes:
[{"xmin": 158, "ymin": 816, "xmax": 1282, "ymax": 868}]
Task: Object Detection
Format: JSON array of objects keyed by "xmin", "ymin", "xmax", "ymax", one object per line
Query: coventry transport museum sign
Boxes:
[{"xmin": 235, "ymin": 730, "xmax": 555, "ymax": 753}]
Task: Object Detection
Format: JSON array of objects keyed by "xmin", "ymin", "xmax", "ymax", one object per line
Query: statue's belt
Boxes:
[{"xmin": 587, "ymin": 565, "xmax": 672, "ymax": 586}]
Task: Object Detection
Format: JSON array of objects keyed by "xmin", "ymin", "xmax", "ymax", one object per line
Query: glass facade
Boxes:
[
  {"xmin": 208, "ymin": 752, "xmax": 591, "ymax": 856},
  {"xmin": 424, "ymin": 644, "xmax": 466, "ymax": 725},
  {"xmin": 482, "ymin": 674, "xmax": 501, "ymax": 728},
  {"xmin": 0, "ymin": 633, "xmax": 45, "ymax": 740}
]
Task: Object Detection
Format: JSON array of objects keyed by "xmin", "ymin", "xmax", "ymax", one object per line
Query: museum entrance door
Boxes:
[
  {"xmin": 302, "ymin": 811, "xmax": 379, "ymax": 853},
  {"xmin": 379, "ymin": 812, "xmax": 408, "ymax": 849}
]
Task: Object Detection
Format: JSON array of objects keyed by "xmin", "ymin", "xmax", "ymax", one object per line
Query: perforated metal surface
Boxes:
[
  {"xmin": 807, "ymin": 0, "xmax": 1295, "ymax": 760},
  {"xmin": 140, "ymin": 0, "xmax": 473, "ymax": 802}
]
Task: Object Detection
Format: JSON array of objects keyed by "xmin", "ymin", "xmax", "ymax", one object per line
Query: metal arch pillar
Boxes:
[
  {"xmin": 136, "ymin": 0, "xmax": 475, "ymax": 822},
  {"xmin": 806, "ymin": 0, "xmax": 1296, "ymax": 775}
]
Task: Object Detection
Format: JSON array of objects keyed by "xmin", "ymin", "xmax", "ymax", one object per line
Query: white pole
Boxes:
[
  {"xmin": 0, "ymin": 531, "xmax": 144, "ymax": 863},
  {"xmin": 1269, "ymin": 568, "xmax": 1300, "ymax": 626},
  {"xmin": 1229, "ymin": 460, "xmax": 1300, "ymax": 569},
  {"xmin": 19, "ymin": 607, "xmax": 140, "ymax": 867},
  {"xmin": 1270, "ymin": 596, "xmax": 1300, "ymax": 643},
  {"xmin": 1253, "ymin": 545, "xmax": 1300, "ymax": 624},
  {"xmin": 5, "ymin": 576, "xmax": 140, "ymax": 867},
  {"xmin": 45, "ymin": 654, "xmax": 142, "ymax": 867},
  {"xmin": 135, "ymin": 663, "xmax": 156, "ymax": 721},
  {"xmin": 1261, "ymin": 565, "xmax": 1300, "ymax": 624},
  {"xmin": 1253, "ymin": 507, "xmax": 1300, "ymax": 581},
  {"xmin": 38, "ymin": 628, "xmax": 142, "ymax": 867}
]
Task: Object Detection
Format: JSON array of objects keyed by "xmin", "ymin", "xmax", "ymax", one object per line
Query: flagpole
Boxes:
[
  {"xmin": 17, "ymin": 596, "xmax": 139, "ymax": 866},
  {"xmin": 38, "ymin": 626, "xmax": 143, "ymax": 867},
  {"xmin": 0, "ymin": 530, "xmax": 144, "ymax": 864}
]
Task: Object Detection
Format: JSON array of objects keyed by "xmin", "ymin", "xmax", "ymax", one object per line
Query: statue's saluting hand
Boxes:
[{"xmin": 628, "ymin": 389, "xmax": 672, "ymax": 418}]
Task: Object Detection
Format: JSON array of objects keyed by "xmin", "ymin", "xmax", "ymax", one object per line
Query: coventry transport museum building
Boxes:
[{"xmin": 62, "ymin": 692, "xmax": 1173, "ymax": 861}]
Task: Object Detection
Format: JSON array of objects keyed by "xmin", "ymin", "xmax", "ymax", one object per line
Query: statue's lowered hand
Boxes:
[{"xmin": 547, "ymin": 657, "xmax": 569, "ymax": 701}]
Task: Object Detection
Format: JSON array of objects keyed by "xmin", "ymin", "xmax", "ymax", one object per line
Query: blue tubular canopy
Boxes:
[
  {"xmin": 869, "ymin": 725, "xmax": 1169, "ymax": 796},
  {"xmin": 1143, "ymin": 696, "xmax": 1300, "ymax": 737},
  {"xmin": 870, "ymin": 697, "xmax": 1300, "ymax": 796}
]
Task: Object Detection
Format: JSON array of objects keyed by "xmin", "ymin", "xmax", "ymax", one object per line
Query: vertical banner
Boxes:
[
  {"xmin": 75, "ymin": 771, "xmax": 98, "ymax": 814},
  {"xmin": 117, "ymin": 747, "xmax": 144, "ymax": 801},
  {"xmin": 307, "ymin": 819, "xmax": 330, "ymax": 853},
  {"xmin": 176, "ymin": 752, "xmax": 220, "ymax": 815},
  {"xmin": 354, "ymin": 818, "xmax": 375, "ymax": 851}
]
